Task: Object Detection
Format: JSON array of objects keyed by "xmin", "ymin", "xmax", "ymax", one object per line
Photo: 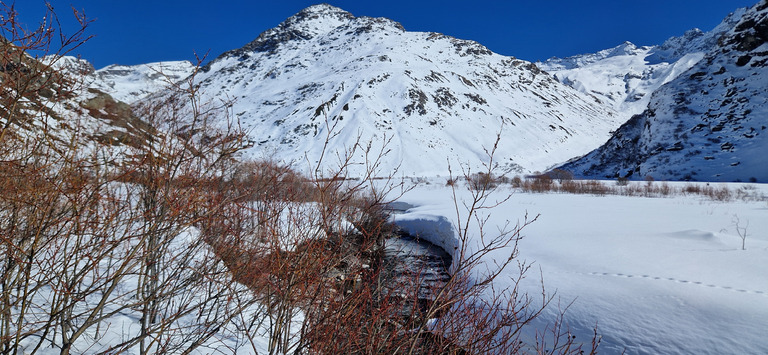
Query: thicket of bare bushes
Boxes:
[
  {"xmin": 1, "ymin": 4, "xmax": 262, "ymax": 353},
  {"xmin": 1, "ymin": 3, "xmax": 599, "ymax": 354},
  {"xmin": 464, "ymin": 171, "xmax": 762, "ymax": 202}
]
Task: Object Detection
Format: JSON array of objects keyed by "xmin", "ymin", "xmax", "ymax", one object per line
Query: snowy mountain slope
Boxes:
[
  {"xmin": 539, "ymin": 42, "xmax": 704, "ymax": 119},
  {"xmin": 558, "ymin": 0, "xmax": 768, "ymax": 182},
  {"xmin": 190, "ymin": 4, "xmax": 621, "ymax": 177},
  {"xmin": 3, "ymin": 53, "xmax": 157, "ymax": 156},
  {"xmin": 47, "ymin": 56, "xmax": 195, "ymax": 104},
  {"xmin": 538, "ymin": 8, "xmax": 746, "ymax": 120},
  {"xmin": 90, "ymin": 61, "xmax": 195, "ymax": 104}
]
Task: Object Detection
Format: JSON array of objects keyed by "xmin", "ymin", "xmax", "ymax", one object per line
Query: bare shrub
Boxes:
[
  {"xmin": 684, "ymin": 183, "xmax": 701, "ymax": 195},
  {"xmin": 547, "ymin": 168, "xmax": 574, "ymax": 182},
  {"xmin": 733, "ymin": 215, "xmax": 749, "ymax": 251},
  {"xmin": 468, "ymin": 171, "xmax": 498, "ymax": 190},
  {"xmin": 530, "ymin": 174, "xmax": 554, "ymax": 193},
  {"xmin": 624, "ymin": 183, "xmax": 645, "ymax": 196},
  {"xmin": 560, "ymin": 179, "xmax": 579, "ymax": 194},
  {"xmin": 511, "ymin": 175, "xmax": 523, "ymax": 188},
  {"xmin": 658, "ymin": 182, "xmax": 672, "ymax": 196},
  {"xmin": 708, "ymin": 185, "xmax": 732, "ymax": 201},
  {"xmin": 584, "ymin": 180, "xmax": 609, "ymax": 196},
  {"xmin": 644, "ymin": 175, "xmax": 655, "ymax": 184}
]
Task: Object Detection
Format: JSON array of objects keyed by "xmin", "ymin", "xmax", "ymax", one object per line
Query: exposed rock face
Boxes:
[
  {"xmin": 187, "ymin": 4, "xmax": 620, "ymax": 177},
  {"xmin": 558, "ymin": 0, "xmax": 768, "ymax": 182}
]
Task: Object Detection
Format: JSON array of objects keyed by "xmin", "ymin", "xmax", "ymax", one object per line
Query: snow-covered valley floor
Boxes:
[
  {"xmin": 392, "ymin": 181, "xmax": 768, "ymax": 354},
  {"xmin": 14, "ymin": 179, "xmax": 765, "ymax": 354}
]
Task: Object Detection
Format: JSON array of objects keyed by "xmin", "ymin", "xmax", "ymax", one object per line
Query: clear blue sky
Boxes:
[{"xmin": 10, "ymin": 0, "xmax": 759, "ymax": 69}]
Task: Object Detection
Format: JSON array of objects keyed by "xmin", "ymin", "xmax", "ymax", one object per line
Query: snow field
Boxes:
[{"xmin": 392, "ymin": 181, "xmax": 768, "ymax": 354}]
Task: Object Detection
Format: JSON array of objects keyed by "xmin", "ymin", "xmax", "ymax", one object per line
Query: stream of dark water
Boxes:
[{"xmin": 382, "ymin": 203, "xmax": 452, "ymax": 317}]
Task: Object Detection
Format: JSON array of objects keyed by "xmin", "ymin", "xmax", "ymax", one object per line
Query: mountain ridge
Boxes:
[
  {"xmin": 37, "ymin": 2, "xmax": 765, "ymax": 182},
  {"xmin": 556, "ymin": 0, "xmax": 767, "ymax": 182},
  {"xmin": 186, "ymin": 4, "xmax": 621, "ymax": 177},
  {"xmin": 537, "ymin": 6, "xmax": 747, "ymax": 120}
]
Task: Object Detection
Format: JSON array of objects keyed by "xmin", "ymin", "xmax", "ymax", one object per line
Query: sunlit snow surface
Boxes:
[
  {"xmin": 18, "ymin": 181, "xmax": 766, "ymax": 354},
  {"xmin": 392, "ymin": 181, "xmax": 768, "ymax": 354}
]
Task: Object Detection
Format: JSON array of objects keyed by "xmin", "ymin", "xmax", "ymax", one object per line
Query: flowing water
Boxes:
[{"xmin": 382, "ymin": 203, "xmax": 452, "ymax": 317}]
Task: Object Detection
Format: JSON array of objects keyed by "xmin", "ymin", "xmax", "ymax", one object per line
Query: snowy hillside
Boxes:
[
  {"xmin": 91, "ymin": 61, "xmax": 195, "ymax": 104},
  {"xmin": 538, "ymin": 8, "xmax": 745, "ymax": 119},
  {"xmin": 4, "ymin": 54, "xmax": 156, "ymax": 155},
  {"xmin": 558, "ymin": 0, "xmax": 768, "ymax": 182},
  {"xmin": 191, "ymin": 4, "xmax": 620, "ymax": 177},
  {"xmin": 46, "ymin": 56, "xmax": 195, "ymax": 104}
]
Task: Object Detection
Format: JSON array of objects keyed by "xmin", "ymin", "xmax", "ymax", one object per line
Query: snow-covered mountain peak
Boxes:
[
  {"xmin": 541, "ymin": 41, "xmax": 647, "ymax": 71},
  {"xmin": 187, "ymin": 5, "xmax": 620, "ymax": 177},
  {"xmin": 42, "ymin": 57, "xmax": 195, "ymax": 104},
  {"xmin": 606, "ymin": 41, "xmax": 642, "ymax": 58},
  {"xmin": 42, "ymin": 55, "xmax": 95, "ymax": 76},
  {"xmin": 272, "ymin": 3, "xmax": 356, "ymax": 37},
  {"xmin": 653, "ymin": 28, "xmax": 705, "ymax": 56},
  {"xmin": 210, "ymin": 4, "xmax": 368, "ymax": 63},
  {"xmin": 648, "ymin": 8, "xmax": 746, "ymax": 64}
]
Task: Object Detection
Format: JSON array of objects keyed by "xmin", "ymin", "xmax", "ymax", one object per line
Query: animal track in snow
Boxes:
[{"xmin": 586, "ymin": 272, "xmax": 766, "ymax": 296}]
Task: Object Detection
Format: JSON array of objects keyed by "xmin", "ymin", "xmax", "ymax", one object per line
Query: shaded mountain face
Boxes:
[
  {"xmin": 191, "ymin": 4, "xmax": 620, "ymax": 177},
  {"xmin": 558, "ymin": 0, "xmax": 768, "ymax": 182},
  {"xmin": 538, "ymin": 8, "xmax": 745, "ymax": 120}
]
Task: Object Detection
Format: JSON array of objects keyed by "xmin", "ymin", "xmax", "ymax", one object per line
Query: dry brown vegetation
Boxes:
[{"xmin": 466, "ymin": 171, "xmax": 763, "ymax": 202}]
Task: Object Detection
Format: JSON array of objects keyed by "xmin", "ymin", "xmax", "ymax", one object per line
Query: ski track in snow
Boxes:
[{"xmin": 581, "ymin": 271, "xmax": 768, "ymax": 296}]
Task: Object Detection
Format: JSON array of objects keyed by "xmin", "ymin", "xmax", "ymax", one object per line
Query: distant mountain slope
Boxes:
[
  {"xmin": 48, "ymin": 56, "xmax": 195, "ymax": 104},
  {"xmin": 3, "ymin": 52, "xmax": 157, "ymax": 157},
  {"xmin": 538, "ymin": 8, "xmax": 745, "ymax": 120},
  {"xmin": 189, "ymin": 4, "xmax": 620, "ymax": 177},
  {"xmin": 558, "ymin": 0, "xmax": 768, "ymax": 182},
  {"xmin": 91, "ymin": 61, "xmax": 195, "ymax": 104}
]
